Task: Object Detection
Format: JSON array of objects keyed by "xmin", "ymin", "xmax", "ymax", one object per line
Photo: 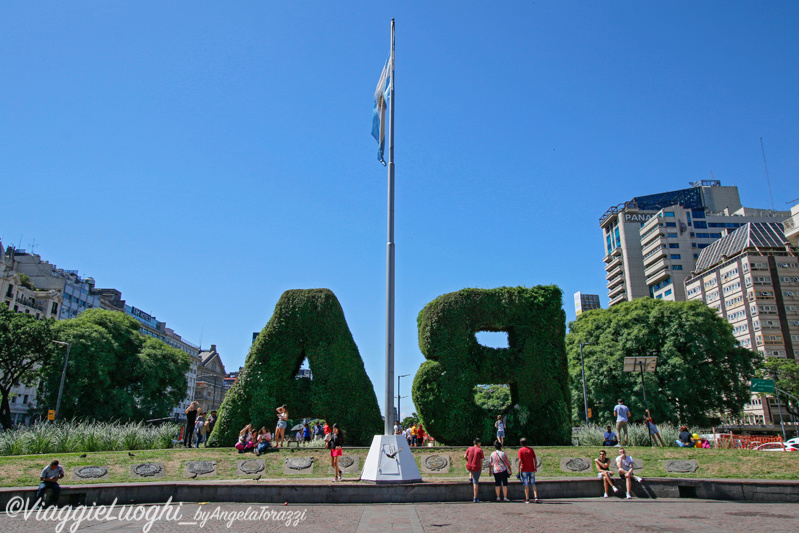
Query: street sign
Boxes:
[
  {"xmin": 47, "ymin": 410, "xmax": 55, "ymax": 421},
  {"xmin": 750, "ymin": 379, "xmax": 775, "ymax": 393}
]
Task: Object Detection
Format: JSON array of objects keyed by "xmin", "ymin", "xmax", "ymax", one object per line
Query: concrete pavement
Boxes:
[{"xmin": 1, "ymin": 498, "xmax": 798, "ymax": 532}]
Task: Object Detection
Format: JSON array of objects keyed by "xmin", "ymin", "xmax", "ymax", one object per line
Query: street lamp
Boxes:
[
  {"xmin": 397, "ymin": 374, "xmax": 410, "ymax": 428},
  {"xmin": 51, "ymin": 340, "xmax": 71, "ymax": 421},
  {"xmin": 579, "ymin": 343, "xmax": 594, "ymax": 424}
]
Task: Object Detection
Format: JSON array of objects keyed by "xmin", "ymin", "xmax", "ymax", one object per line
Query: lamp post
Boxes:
[
  {"xmin": 51, "ymin": 340, "xmax": 71, "ymax": 421},
  {"xmin": 397, "ymin": 374, "xmax": 410, "ymax": 428},
  {"xmin": 579, "ymin": 343, "xmax": 593, "ymax": 424}
]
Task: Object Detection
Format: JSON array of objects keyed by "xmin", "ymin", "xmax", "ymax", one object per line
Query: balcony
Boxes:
[
  {"xmin": 609, "ymin": 291, "xmax": 627, "ymax": 306},
  {"xmin": 605, "ymin": 265, "xmax": 623, "ymax": 281},
  {"xmin": 607, "ymin": 273, "xmax": 625, "ymax": 290},
  {"xmin": 646, "ymin": 264, "xmax": 671, "ymax": 286},
  {"xmin": 604, "ymin": 255, "xmax": 621, "ymax": 272},
  {"xmin": 784, "ymin": 210, "xmax": 799, "ymax": 247}
]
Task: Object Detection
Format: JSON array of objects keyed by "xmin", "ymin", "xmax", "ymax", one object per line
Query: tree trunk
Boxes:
[{"xmin": 0, "ymin": 388, "xmax": 13, "ymax": 429}]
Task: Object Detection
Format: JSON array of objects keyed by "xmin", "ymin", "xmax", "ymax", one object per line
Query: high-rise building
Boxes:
[
  {"xmin": 685, "ymin": 222, "xmax": 798, "ymax": 424},
  {"xmin": 574, "ymin": 292, "xmax": 601, "ymax": 316},
  {"xmin": 785, "ymin": 202, "xmax": 799, "ymax": 248},
  {"xmin": 600, "ymin": 181, "xmax": 787, "ymax": 305}
]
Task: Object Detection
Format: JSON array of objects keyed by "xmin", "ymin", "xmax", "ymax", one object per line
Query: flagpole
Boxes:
[{"xmin": 384, "ymin": 18, "xmax": 396, "ymax": 436}]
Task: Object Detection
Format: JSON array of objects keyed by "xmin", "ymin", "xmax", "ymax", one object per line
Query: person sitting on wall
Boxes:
[
  {"xmin": 603, "ymin": 426, "xmax": 618, "ymax": 446},
  {"xmin": 676, "ymin": 426, "xmax": 695, "ymax": 448},
  {"xmin": 255, "ymin": 427, "xmax": 272, "ymax": 455},
  {"xmin": 36, "ymin": 459, "xmax": 65, "ymax": 508}
]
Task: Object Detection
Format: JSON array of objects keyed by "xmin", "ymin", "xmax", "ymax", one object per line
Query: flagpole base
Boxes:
[{"xmin": 360, "ymin": 435, "xmax": 422, "ymax": 484}]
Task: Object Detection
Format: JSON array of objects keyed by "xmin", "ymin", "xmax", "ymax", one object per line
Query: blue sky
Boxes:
[{"xmin": 2, "ymin": 2, "xmax": 798, "ymax": 420}]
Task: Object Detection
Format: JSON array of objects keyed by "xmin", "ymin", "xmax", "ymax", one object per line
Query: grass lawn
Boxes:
[{"xmin": 1, "ymin": 445, "xmax": 797, "ymax": 488}]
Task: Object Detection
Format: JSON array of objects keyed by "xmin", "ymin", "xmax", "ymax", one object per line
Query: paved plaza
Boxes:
[{"xmin": 1, "ymin": 498, "xmax": 798, "ymax": 533}]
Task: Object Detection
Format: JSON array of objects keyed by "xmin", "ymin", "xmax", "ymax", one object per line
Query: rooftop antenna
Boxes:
[
  {"xmin": 198, "ymin": 326, "xmax": 203, "ymax": 351},
  {"xmin": 760, "ymin": 137, "xmax": 776, "ymax": 211},
  {"xmin": 29, "ymin": 238, "xmax": 37, "ymax": 254},
  {"xmin": 17, "ymin": 234, "xmax": 23, "ymax": 250}
]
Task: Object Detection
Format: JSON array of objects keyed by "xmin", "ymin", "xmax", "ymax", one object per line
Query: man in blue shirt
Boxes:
[
  {"xmin": 613, "ymin": 399, "xmax": 631, "ymax": 446},
  {"xmin": 603, "ymin": 425, "xmax": 618, "ymax": 446}
]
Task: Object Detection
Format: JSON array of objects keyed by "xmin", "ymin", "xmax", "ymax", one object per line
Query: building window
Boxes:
[
  {"xmin": 692, "ymin": 210, "xmax": 706, "ymax": 219},
  {"xmin": 664, "ymin": 289, "xmax": 673, "ymax": 296},
  {"xmin": 669, "ymin": 244, "xmax": 679, "ymax": 249},
  {"xmin": 670, "ymin": 254, "xmax": 681, "ymax": 260},
  {"xmin": 672, "ymin": 265, "xmax": 683, "ymax": 270},
  {"xmin": 665, "ymin": 222, "xmax": 677, "ymax": 227},
  {"xmin": 664, "ymin": 212, "xmax": 675, "ymax": 217},
  {"xmin": 668, "ymin": 233, "xmax": 678, "ymax": 238},
  {"xmin": 694, "ymin": 221, "xmax": 708, "ymax": 229}
]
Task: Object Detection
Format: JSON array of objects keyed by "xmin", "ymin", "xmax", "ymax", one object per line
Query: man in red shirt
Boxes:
[
  {"xmin": 464, "ymin": 437, "xmax": 484, "ymax": 503},
  {"xmin": 417, "ymin": 426, "xmax": 426, "ymax": 446},
  {"xmin": 517, "ymin": 438, "xmax": 539, "ymax": 503}
]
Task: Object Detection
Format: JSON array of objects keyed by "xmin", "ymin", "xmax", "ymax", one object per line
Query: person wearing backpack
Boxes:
[{"xmin": 489, "ymin": 441, "xmax": 513, "ymax": 502}]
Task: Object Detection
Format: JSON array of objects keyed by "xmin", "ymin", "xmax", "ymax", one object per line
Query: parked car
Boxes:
[
  {"xmin": 784, "ymin": 437, "xmax": 799, "ymax": 447},
  {"xmin": 754, "ymin": 442, "xmax": 799, "ymax": 452}
]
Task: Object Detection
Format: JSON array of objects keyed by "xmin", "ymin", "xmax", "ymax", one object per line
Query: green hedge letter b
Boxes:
[{"xmin": 412, "ymin": 286, "xmax": 571, "ymax": 446}]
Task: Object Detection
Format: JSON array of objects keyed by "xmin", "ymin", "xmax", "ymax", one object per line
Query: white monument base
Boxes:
[{"xmin": 359, "ymin": 434, "xmax": 422, "ymax": 484}]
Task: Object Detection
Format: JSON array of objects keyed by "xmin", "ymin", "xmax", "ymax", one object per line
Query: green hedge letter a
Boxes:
[
  {"xmin": 210, "ymin": 289, "xmax": 383, "ymax": 446},
  {"xmin": 412, "ymin": 286, "xmax": 571, "ymax": 446}
]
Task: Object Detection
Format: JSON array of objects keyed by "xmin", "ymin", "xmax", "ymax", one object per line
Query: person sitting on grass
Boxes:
[
  {"xmin": 677, "ymin": 425, "xmax": 695, "ymax": 448},
  {"xmin": 603, "ymin": 425, "xmax": 618, "ymax": 446},
  {"xmin": 235, "ymin": 424, "xmax": 255, "ymax": 453},
  {"xmin": 255, "ymin": 427, "xmax": 272, "ymax": 455}
]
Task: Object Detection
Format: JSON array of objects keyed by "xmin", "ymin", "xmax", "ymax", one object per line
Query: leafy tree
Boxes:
[
  {"xmin": 400, "ymin": 413, "xmax": 420, "ymax": 428},
  {"xmin": 760, "ymin": 358, "xmax": 799, "ymax": 418},
  {"xmin": 566, "ymin": 299, "xmax": 760, "ymax": 427},
  {"xmin": 473, "ymin": 384, "xmax": 511, "ymax": 412},
  {"xmin": 38, "ymin": 309, "xmax": 189, "ymax": 421},
  {"xmin": 0, "ymin": 306, "xmax": 57, "ymax": 428}
]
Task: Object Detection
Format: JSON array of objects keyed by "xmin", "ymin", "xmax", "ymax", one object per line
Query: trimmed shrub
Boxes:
[
  {"xmin": 209, "ymin": 289, "xmax": 382, "ymax": 447},
  {"xmin": 412, "ymin": 286, "xmax": 571, "ymax": 446}
]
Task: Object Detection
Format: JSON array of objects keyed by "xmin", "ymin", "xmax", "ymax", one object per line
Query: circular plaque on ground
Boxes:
[
  {"xmin": 186, "ymin": 461, "xmax": 216, "ymax": 475},
  {"xmin": 423, "ymin": 455, "xmax": 449, "ymax": 471},
  {"xmin": 133, "ymin": 463, "xmax": 162, "ymax": 477},
  {"xmin": 75, "ymin": 466, "xmax": 108, "ymax": 479},
  {"xmin": 285, "ymin": 457, "xmax": 314, "ymax": 470},
  {"xmin": 239, "ymin": 460, "xmax": 265, "ymax": 475},
  {"xmin": 560, "ymin": 457, "xmax": 591, "ymax": 472},
  {"xmin": 663, "ymin": 460, "xmax": 699, "ymax": 473},
  {"xmin": 339, "ymin": 456, "xmax": 355, "ymax": 469}
]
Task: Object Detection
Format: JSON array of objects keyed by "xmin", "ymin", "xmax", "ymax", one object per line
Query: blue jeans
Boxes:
[
  {"xmin": 36, "ymin": 482, "xmax": 60, "ymax": 507},
  {"xmin": 257, "ymin": 441, "xmax": 271, "ymax": 453},
  {"xmin": 520, "ymin": 472, "xmax": 535, "ymax": 486},
  {"xmin": 195, "ymin": 432, "xmax": 204, "ymax": 448}
]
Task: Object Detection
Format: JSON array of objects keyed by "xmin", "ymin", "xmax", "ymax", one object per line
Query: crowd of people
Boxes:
[
  {"xmin": 393, "ymin": 421, "xmax": 432, "ymax": 446},
  {"xmin": 183, "ymin": 401, "xmax": 217, "ymax": 448}
]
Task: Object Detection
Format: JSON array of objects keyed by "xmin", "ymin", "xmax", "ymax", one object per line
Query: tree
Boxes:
[
  {"xmin": 0, "ymin": 306, "xmax": 57, "ymax": 428},
  {"xmin": 400, "ymin": 413, "xmax": 420, "ymax": 428},
  {"xmin": 38, "ymin": 309, "xmax": 189, "ymax": 421},
  {"xmin": 566, "ymin": 298, "xmax": 760, "ymax": 427},
  {"xmin": 760, "ymin": 358, "xmax": 799, "ymax": 418},
  {"xmin": 473, "ymin": 384, "xmax": 511, "ymax": 412}
]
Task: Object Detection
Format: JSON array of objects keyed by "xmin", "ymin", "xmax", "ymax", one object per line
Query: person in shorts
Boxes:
[
  {"xmin": 613, "ymin": 399, "xmax": 631, "ymax": 446},
  {"xmin": 517, "ymin": 438, "xmax": 539, "ymax": 503},
  {"xmin": 644, "ymin": 409, "xmax": 664, "ymax": 446},
  {"xmin": 595, "ymin": 450, "xmax": 618, "ymax": 497},
  {"xmin": 494, "ymin": 415, "xmax": 506, "ymax": 445},
  {"xmin": 464, "ymin": 437, "xmax": 484, "ymax": 502},
  {"xmin": 275, "ymin": 405, "xmax": 288, "ymax": 447},
  {"xmin": 489, "ymin": 441, "xmax": 512, "ymax": 502}
]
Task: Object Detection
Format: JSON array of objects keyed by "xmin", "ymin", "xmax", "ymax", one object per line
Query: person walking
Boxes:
[
  {"xmin": 494, "ymin": 415, "xmax": 506, "ymax": 445},
  {"xmin": 275, "ymin": 405, "xmax": 288, "ymax": 448},
  {"xmin": 595, "ymin": 450, "xmax": 618, "ymax": 498},
  {"xmin": 517, "ymin": 438, "xmax": 539, "ymax": 503},
  {"xmin": 613, "ymin": 399, "xmax": 631, "ymax": 446},
  {"xmin": 328, "ymin": 423, "xmax": 343, "ymax": 481},
  {"xmin": 36, "ymin": 459, "xmax": 65, "ymax": 508},
  {"xmin": 194, "ymin": 409, "xmax": 206, "ymax": 448},
  {"xmin": 464, "ymin": 437, "xmax": 484, "ymax": 503},
  {"xmin": 616, "ymin": 448, "xmax": 643, "ymax": 499},
  {"xmin": 489, "ymin": 441, "xmax": 513, "ymax": 502},
  {"xmin": 184, "ymin": 401, "xmax": 199, "ymax": 448},
  {"xmin": 644, "ymin": 409, "xmax": 665, "ymax": 447}
]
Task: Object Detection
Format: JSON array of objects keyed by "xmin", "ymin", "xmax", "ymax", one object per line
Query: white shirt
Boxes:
[{"xmin": 616, "ymin": 455, "xmax": 635, "ymax": 471}]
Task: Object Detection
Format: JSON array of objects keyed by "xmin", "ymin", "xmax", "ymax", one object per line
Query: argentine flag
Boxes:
[{"xmin": 372, "ymin": 57, "xmax": 391, "ymax": 166}]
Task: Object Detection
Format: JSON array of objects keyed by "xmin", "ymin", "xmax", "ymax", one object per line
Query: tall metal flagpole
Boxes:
[{"xmin": 384, "ymin": 19, "xmax": 396, "ymax": 436}]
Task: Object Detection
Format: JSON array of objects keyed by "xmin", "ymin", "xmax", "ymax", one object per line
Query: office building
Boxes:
[
  {"xmin": 601, "ymin": 181, "xmax": 787, "ymax": 305},
  {"xmin": 574, "ymin": 292, "xmax": 601, "ymax": 316},
  {"xmin": 685, "ymin": 222, "xmax": 798, "ymax": 423}
]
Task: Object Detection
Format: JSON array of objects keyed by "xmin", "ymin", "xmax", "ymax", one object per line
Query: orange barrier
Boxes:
[{"xmin": 715, "ymin": 433, "xmax": 783, "ymax": 450}]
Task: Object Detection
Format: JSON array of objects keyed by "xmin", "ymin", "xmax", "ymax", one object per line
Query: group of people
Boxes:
[
  {"xmin": 393, "ymin": 421, "xmax": 429, "ymax": 447},
  {"xmin": 184, "ymin": 401, "xmax": 217, "ymax": 448},
  {"xmin": 603, "ymin": 399, "xmax": 664, "ymax": 447},
  {"xmin": 464, "ymin": 438, "xmax": 539, "ymax": 504}
]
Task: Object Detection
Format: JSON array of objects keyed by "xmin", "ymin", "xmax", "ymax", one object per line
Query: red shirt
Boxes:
[
  {"xmin": 324, "ymin": 424, "xmax": 331, "ymax": 435},
  {"xmin": 417, "ymin": 428, "xmax": 426, "ymax": 440},
  {"xmin": 464, "ymin": 446, "xmax": 484, "ymax": 472},
  {"xmin": 517, "ymin": 446, "xmax": 537, "ymax": 472}
]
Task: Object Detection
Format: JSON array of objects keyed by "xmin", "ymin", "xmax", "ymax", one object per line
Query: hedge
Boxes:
[
  {"xmin": 412, "ymin": 286, "xmax": 571, "ymax": 446},
  {"xmin": 209, "ymin": 289, "xmax": 382, "ymax": 446}
]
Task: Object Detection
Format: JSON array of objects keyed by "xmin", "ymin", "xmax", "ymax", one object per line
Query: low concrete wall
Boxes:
[{"xmin": 3, "ymin": 478, "xmax": 797, "ymax": 508}]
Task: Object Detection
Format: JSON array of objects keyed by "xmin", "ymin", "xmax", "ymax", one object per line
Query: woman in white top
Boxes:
[{"xmin": 275, "ymin": 405, "xmax": 289, "ymax": 448}]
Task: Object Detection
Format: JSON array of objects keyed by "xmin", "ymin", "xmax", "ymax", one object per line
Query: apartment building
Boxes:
[
  {"xmin": 684, "ymin": 222, "xmax": 798, "ymax": 423},
  {"xmin": 574, "ymin": 292, "xmax": 601, "ymax": 316}
]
